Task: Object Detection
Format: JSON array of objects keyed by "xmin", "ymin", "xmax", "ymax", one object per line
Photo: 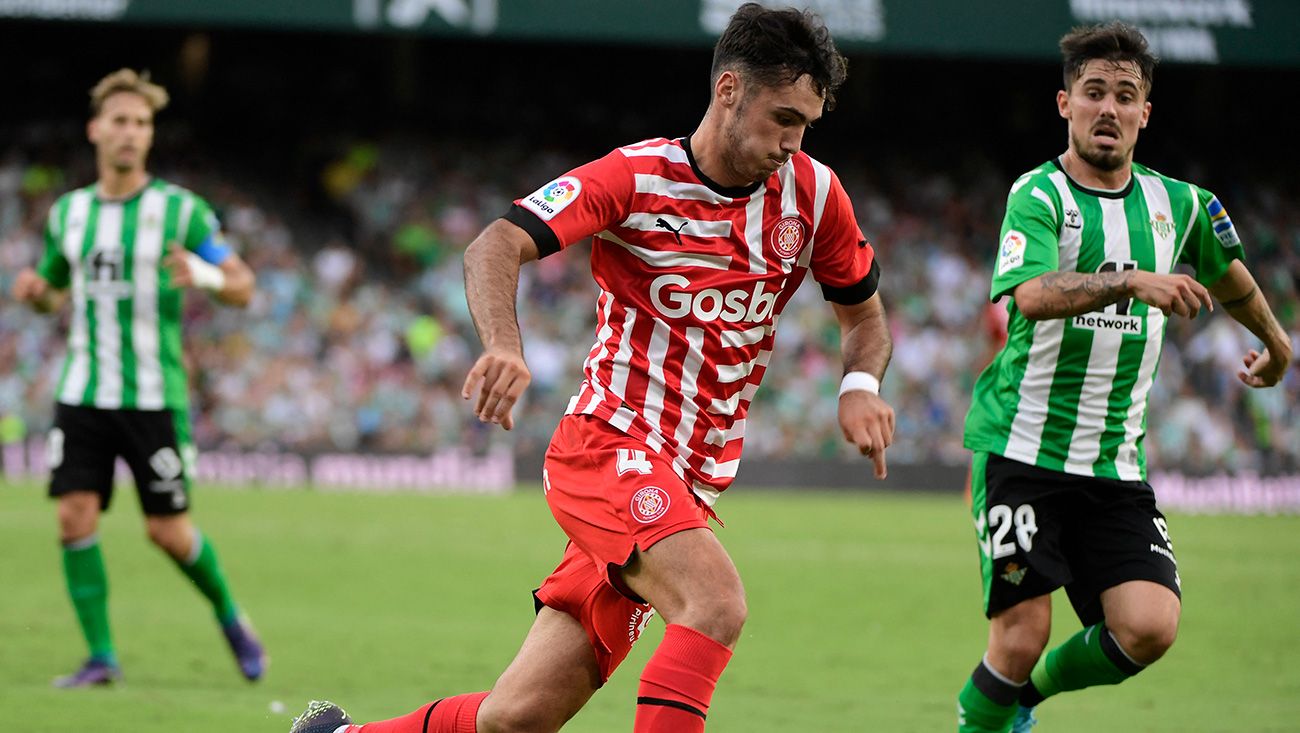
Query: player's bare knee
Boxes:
[
  {"xmin": 989, "ymin": 627, "xmax": 1048, "ymax": 678},
  {"xmin": 1111, "ymin": 616, "xmax": 1178, "ymax": 664},
  {"xmin": 57, "ymin": 495, "xmax": 98, "ymax": 541},
  {"xmin": 683, "ymin": 591, "xmax": 747, "ymax": 648},
  {"xmin": 144, "ymin": 517, "xmax": 190, "ymax": 557}
]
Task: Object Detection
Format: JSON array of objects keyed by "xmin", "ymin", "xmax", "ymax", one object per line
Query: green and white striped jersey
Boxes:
[
  {"xmin": 36, "ymin": 178, "xmax": 223, "ymax": 411},
  {"xmin": 964, "ymin": 158, "xmax": 1244, "ymax": 481}
]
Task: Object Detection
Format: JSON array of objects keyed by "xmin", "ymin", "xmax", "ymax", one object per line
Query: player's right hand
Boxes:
[
  {"xmin": 462, "ymin": 348, "xmax": 531, "ymax": 431},
  {"xmin": 1130, "ymin": 271, "xmax": 1213, "ymax": 318},
  {"xmin": 11, "ymin": 268, "xmax": 48, "ymax": 303}
]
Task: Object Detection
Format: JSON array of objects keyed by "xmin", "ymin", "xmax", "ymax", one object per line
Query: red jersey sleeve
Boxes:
[
  {"xmin": 504, "ymin": 149, "xmax": 635, "ymax": 257},
  {"xmin": 809, "ymin": 169, "xmax": 879, "ymax": 304}
]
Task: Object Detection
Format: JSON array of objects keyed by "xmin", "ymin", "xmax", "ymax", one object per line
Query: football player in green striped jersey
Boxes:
[
  {"xmin": 955, "ymin": 23, "xmax": 1292, "ymax": 733},
  {"xmin": 11, "ymin": 69, "xmax": 265, "ymax": 687}
]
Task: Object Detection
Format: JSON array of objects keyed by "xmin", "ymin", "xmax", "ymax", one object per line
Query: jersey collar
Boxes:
[
  {"xmin": 1053, "ymin": 157, "xmax": 1133, "ymax": 199},
  {"xmin": 95, "ymin": 176, "xmax": 154, "ymax": 204},
  {"xmin": 681, "ymin": 136, "xmax": 764, "ymax": 199}
]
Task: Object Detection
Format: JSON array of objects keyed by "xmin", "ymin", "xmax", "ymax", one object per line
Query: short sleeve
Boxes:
[
  {"xmin": 990, "ymin": 179, "xmax": 1060, "ymax": 302},
  {"xmin": 36, "ymin": 200, "xmax": 71, "ymax": 289},
  {"xmin": 1178, "ymin": 186, "xmax": 1244, "ymax": 286},
  {"xmin": 504, "ymin": 149, "xmax": 635, "ymax": 258},
  {"xmin": 810, "ymin": 169, "xmax": 878, "ymax": 305},
  {"xmin": 183, "ymin": 197, "xmax": 221, "ymax": 252}
]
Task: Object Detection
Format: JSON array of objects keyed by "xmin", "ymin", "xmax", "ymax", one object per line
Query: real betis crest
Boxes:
[
  {"xmin": 1000, "ymin": 562, "xmax": 1028, "ymax": 586},
  {"xmin": 1151, "ymin": 211, "xmax": 1174, "ymax": 239}
]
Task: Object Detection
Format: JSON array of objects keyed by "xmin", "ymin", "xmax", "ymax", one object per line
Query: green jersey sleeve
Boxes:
[
  {"xmin": 35, "ymin": 199, "xmax": 71, "ymax": 289},
  {"xmin": 183, "ymin": 197, "xmax": 221, "ymax": 251},
  {"xmin": 990, "ymin": 175, "xmax": 1060, "ymax": 301},
  {"xmin": 1178, "ymin": 186, "xmax": 1244, "ymax": 286}
]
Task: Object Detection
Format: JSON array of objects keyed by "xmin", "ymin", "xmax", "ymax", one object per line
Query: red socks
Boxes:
[
  {"xmin": 352, "ymin": 692, "xmax": 487, "ymax": 733},
  {"xmin": 634, "ymin": 624, "xmax": 734, "ymax": 732},
  {"xmin": 347, "ymin": 625, "xmax": 730, "ymax": 733}
]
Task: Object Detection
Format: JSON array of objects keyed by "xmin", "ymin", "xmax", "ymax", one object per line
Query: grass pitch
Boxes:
[{"xmin": 1, "ymin": 481, "xmax": 1298, "ymax": 732}]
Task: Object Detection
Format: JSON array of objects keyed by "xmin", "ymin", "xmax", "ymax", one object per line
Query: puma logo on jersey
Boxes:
[
  {"xmin": 654, "ymin": 217, "xmax": 687, "ymax": 245},
  {"xmin": 616, "ymin": 448, "xmax": 654, "ymax": 476}
]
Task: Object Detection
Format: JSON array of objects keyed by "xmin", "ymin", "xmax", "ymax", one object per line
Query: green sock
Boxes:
[
  {"xmin": 62, "ymin": 536, "xmax": 116, "ymax": 663},
  {"xmin": 957, "ymin": 659, "xmax": 1021, "ymax": 733},
  {"xmin": 1031, "ymin": 623, "xmax": 1143, "ymax": 700},
  {"xmin": 174, "ymin": 532, "xmax": 239, "ymax": 623}
]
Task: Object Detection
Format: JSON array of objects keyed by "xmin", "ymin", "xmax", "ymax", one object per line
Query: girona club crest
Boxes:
[
  {"xmin": 630, "ymin": 486, "xmax": 671, "ymax": 524},
  {"xmin": 771, "ymin": 217, "xmax": 805, "ymax": 259}
]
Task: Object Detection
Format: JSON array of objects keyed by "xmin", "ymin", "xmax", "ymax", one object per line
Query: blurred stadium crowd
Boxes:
[{"xmin": 2, "ymin": 129, "xmax": 1297, "ymax": 475}]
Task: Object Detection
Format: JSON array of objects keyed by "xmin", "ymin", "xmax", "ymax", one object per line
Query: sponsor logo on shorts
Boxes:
[
  {"xmin": 627, "ymin": 606, "xmax": 656, "ymax": 644},
  {"xmin": 46, "ymin": 428, "xmax": 65, "ymax": 469},
  {"xmin": 150, "ymin": 447, "xmax": 184, "ymax": 481},
  {"xmin": 1000, "ymin": 561, "xmax": 1028, "ymax": 586},
  {"xmin": 771, "ymin": 216, "xmax": 805, "ymax": 259},
  {"xmin": 630, "ymin": 485, "xmax": 670, "ymax": 524},
  {"xmin": 1149, "ymin": 543, "xmax": 1176, "ymax": 564}
]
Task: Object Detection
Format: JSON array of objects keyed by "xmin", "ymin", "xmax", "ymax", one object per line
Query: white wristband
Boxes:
[
  {"xmin": 185, "ymin": 251, "xmax": 227, "ymax": 292},
  {"xmin": 838, "ymin": 371, "xmax": 880, "ymax": 397}
]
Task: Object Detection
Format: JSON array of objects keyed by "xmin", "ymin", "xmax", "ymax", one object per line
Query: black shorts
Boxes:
[
  {"xmin": 970, "ymin": 452, "xmax": 1181, "ymax": 625},
  {"xmin": 48, "ymin": 403, "xmax": 195, "ymax": 516}
]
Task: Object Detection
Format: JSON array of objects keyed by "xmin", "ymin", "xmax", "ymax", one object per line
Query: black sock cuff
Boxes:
[
  {"xmin": 637, "ymin": 696, "xmax": 706, "ymax": 719},
  {"xmin": 1019, "ymin": 679, "xmax": 1045, "ymax": 708},
  {"xmin": 971, "ymin": 660, "xmax": 1023, "ymax": 707},
  {"xmin": 421, "ymin": 699, "xmax": 442, "ymax": 733},
  {"xmin": 1099, "ymin": 626, "xmax": 1146, "ymax": 676}
]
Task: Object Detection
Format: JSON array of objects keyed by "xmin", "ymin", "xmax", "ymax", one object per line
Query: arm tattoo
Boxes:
[
  {"xmin": 1220, "ymin": 286, "xmax": 1258, "ymax": 310},
  {"xmin": 1031, "ymin": 270, "xmax": 1133, "ymax": 317}
]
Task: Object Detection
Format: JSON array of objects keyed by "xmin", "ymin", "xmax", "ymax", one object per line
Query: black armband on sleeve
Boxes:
[
  {"xmin": 503, "ymin": 204, "xmax": 561, "ymax": 258},
  {"xmin": 820, "ymin": 258, "xmax": 881, "ymax": 305}
]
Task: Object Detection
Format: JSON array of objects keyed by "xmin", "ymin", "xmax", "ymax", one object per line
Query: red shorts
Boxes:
[{"xmin": 533, "ymin": 414, "xmax": 711, "ymax": 682}]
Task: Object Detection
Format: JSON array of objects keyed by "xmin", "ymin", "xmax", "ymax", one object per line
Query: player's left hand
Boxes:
[
  {"xmin": 839, "ymin": 391, "xmax": 895, "ymax": 479},
  {"xmin": 162, "ymin": 243, "xmax": 195, "ymax": 288},
  {"xmin": 1239, "ymin": 347, "xmax": 1288, "ymax": 388},
  {"xmin": 462, "ymin": 347, "xmax": 531, "ymax": 430}
]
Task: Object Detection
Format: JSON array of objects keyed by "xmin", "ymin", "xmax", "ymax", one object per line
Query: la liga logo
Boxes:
[
  {"xmin": 543, "ymin": 178, "xmax": 579, "ymax": 204},
  {"xmin": 524, "ymin": 176, "xmax": 582, "ymax": 220}
]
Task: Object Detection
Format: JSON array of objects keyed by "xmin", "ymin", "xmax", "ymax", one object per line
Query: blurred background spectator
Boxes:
[
  {"xmin": 4, "ymin": 127, "xmax": 1295, "ymax": 474},
  {"xmin": 1, "ymin": 21, "xmax": 1296, "ymax": 476}
]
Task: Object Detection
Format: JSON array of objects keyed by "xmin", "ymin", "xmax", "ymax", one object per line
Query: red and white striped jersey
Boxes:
[{"xmin": 506, "ymin": 136, "xmax": 877, "ymax": 505}]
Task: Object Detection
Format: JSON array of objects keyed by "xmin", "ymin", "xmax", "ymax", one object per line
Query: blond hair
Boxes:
[{"xmin": 89, "ymin": 68, "xmax": 169, "ymax": 116}]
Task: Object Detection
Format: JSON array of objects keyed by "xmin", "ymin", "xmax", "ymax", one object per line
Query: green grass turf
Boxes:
[{"xmin": 2, "ymin": 481, "xmax": 1298, "ymax": 732}]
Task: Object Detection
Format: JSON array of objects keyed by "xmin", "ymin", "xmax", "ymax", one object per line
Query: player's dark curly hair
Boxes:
[
  {"xmin": 711, "ymin": 3, "xmax": 848, "ymax": 110},
  {"xmin": 1060, "ymin": 21, "xmax": 1158, "ymax": 96}
]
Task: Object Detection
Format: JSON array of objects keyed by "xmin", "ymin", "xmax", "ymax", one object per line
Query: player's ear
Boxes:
[
  {"xmin": 716, "ymin": 70, "xmax": 741, "ymax": 108},
  {"xmin": 86, "ymin": 117, "xmax": 99, "ymax": 144},
  {"xmin": 1056, "ymin": 89, "xmax": 1070, "ymax": 120},
  {"xmin": 1139, "ymin": 100, "xmax": 1151, "ymax": 129}
]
